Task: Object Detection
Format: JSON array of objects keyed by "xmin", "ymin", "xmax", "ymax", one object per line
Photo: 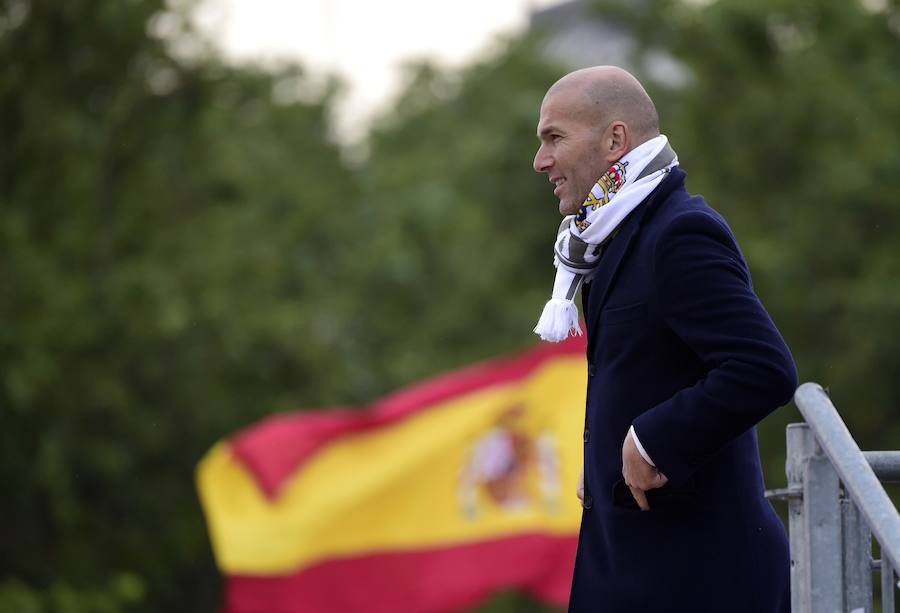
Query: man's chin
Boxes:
[{"xmin": 559, "ymin": 200, "xmax": 580, "ymax": 216}]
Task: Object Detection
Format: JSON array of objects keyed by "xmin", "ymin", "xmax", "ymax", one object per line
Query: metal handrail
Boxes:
[
  {"xmin": 864, "ymin": 451, "xmax": 900, "ymax": 482},
  {"xmin": 794, "ymin": 382, "xmax": 900, "ymax": 572}
]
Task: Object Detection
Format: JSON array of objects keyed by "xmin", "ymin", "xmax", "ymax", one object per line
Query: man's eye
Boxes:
[{"xmin": 551, "ymin": 134, "xmax": 562, "ymax": 142}]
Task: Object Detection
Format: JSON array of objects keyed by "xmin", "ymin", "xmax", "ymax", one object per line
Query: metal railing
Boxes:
[{"xmin": 766, "ymin": 382, "xmax": 900, "ymax": 613}]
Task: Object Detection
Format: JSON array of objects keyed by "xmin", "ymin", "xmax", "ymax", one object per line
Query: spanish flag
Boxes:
[{"xmin": 197, "ymin": 336, "xmax": 587, "ymax": 613}]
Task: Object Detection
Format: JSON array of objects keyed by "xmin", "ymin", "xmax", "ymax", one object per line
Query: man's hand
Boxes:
[
  {"xmin": 576, "ymin": 468, "xmax": 585, "ymax": 506},
  {"xmin": 622, "ymin": 431, "xmax": 668, "ymax": 511}
]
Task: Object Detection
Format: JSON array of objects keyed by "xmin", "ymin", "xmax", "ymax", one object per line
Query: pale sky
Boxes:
[{"xmin": 192, "ymin": 0, "xmax": 563, "ymax": 140}]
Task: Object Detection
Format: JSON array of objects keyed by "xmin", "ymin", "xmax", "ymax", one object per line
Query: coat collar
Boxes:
[{"xmin": 584, "ymin": 167, "xmax": 687, "ymax": 345}]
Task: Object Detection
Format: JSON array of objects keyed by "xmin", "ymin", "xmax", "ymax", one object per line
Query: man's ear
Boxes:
[{"xmin": 607, "ymin": 121, "xmax": 629, "ymax": 160}]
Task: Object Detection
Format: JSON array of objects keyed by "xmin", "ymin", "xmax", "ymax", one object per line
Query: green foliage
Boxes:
[
  {"xmin": 350, "ymin": 39, "xmax": 564, "ymax": 398},
  {"xmin": 2, "ymin": 1, "xmax": 354, "ymax": 611},
  {"xmin": 0, "ymin": 574, "xmax": 144, "ymax": 613},
  {"xmin": 2, "ymin": 0, "xmax": 900, "ymax": 611},
  {"xmin": 470, "ymin": 590, "xmax": 562, "ymax": 613}
]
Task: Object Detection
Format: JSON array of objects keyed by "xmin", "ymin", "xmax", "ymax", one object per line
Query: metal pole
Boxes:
[
  {"xmin": 794, "ymin": 383, "xmax": 900, "ymax": 573},
  {"xmin": 804, "ymin": 433, "xmax": 844, "ymax": 612},
  {"xmin": 786, "ymin": 424, "xmax": 811, "ymax": 613},
  {"xmin": 883, "ymin": 554, "xmax": 896, "ymax": 613},
  {"xmin": 842, "ymin": 498, "xmax": 873, "ymax": 612},
  {"xmin": 864, "ymin": 452, "xmax": 900, "ymax": 483}
]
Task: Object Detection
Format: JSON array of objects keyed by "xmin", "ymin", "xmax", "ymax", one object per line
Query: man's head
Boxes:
[{"xmin": 533, "ymin": 66, "xmax": 659, "ymax": 215}]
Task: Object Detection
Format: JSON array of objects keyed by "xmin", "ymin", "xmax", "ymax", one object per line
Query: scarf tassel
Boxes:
[{"xmin": 533, "ymin": 298, "xmax": 582, "ymax": 342}]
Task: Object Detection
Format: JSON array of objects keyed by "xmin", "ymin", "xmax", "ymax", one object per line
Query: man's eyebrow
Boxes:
[{"xmin": 538, "ymin": 125, "xmax": 562, "ymax": 139}]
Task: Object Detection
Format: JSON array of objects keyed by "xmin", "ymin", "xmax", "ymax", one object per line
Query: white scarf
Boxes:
[{"xmin": 533, "ymin": 135, "xmax": 678, "ymax": 342}]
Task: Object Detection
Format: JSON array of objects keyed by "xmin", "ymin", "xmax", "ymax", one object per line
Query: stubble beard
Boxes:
[{"xmin": 559, "ymin": 191, "xmax": 583, "ymax": 216}]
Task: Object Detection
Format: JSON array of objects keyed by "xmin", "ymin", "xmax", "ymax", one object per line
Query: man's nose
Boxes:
[{"xmin": 533, "ymin": 145, "xmax": 551, "ymax": 173}]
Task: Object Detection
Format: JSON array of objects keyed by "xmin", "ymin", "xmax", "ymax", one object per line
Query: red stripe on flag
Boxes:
[
  {"xmin": 222, "ymin": 533, "xmax": 577, "ymax": 613},
  {"xmin": 230, "ymin": 336, "xmax": 586, "ymax": 498}
]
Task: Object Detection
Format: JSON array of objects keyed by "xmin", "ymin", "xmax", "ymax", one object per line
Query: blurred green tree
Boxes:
[
  {"xmin": 349, "ymin": 40, "xmax": 564, "ymax": 399},
  {"xmin": 1, "ymin": 0, "xmax": 354, "ymax": 610}
]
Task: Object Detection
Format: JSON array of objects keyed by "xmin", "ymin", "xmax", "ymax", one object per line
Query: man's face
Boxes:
[{"xmin": 533, "ymin": 90, "xmax": 609, "ymax": 216}]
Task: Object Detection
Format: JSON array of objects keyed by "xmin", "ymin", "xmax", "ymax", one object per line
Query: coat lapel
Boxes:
[{"xmin": 585, "ymin": 168, "xmax": 686, "ymax": 342}]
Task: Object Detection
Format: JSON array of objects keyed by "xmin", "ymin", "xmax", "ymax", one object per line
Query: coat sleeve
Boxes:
[{"xmin": 631, "ymin": 210, "xmax": 797, "ymax": 485}]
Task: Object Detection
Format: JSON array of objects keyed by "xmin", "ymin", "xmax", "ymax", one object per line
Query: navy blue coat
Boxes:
[{"xmin": 569, "ymin": 168, "xmax": 797, "ymax": 612}]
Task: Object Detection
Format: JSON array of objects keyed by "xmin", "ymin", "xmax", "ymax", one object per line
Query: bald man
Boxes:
[{"xmin": 533, "ymin": 67, "xmax": 796, "ymax": 612}]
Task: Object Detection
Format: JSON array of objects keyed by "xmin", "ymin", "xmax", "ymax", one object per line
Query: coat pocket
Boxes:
[
  {"xmin": 611, "ymin": 477, "xmax": 699, "ymax": 510},
  {"xmin": 600, "ymin": 301, "xmax": 647, "ymax": 326}
]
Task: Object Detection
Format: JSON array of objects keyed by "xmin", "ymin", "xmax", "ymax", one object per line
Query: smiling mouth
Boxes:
[{"xmin": 552, "ymin": 178, "xmax": 566, "ymax": 196}]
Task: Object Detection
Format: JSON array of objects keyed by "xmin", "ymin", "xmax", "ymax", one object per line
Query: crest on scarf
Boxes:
[
  {"xmin": 457, "ymin": 405, "xmax": 561, "ymax": 518},
  {"xmin": 574, "ymin": 161, "xmax": 628, "ymax": 231}
]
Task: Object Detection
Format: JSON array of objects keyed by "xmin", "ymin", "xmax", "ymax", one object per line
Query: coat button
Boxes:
[
  {"xmin": 583, "ymin": 494, "xmax": 593, "ymax": 509},
  {"xmin": 588, "ymin": 363, "xmax": 597, "ymax": 377},
  {"xmin": 583, "ymin": 429, "xmax": 590, "ymax": 443}
]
